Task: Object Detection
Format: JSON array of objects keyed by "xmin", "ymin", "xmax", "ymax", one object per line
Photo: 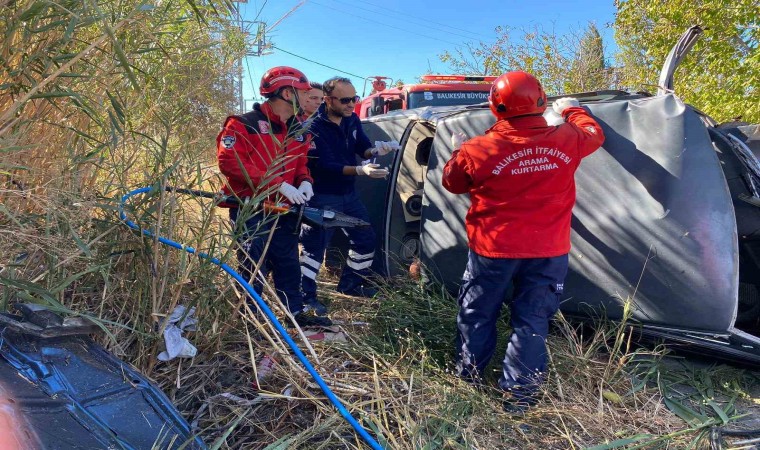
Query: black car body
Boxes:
[{"xmin": 0, "ymin": 305, "xmax": 205, "ymax": 449}]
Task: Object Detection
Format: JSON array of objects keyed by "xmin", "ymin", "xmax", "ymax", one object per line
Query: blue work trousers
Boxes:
[
  {"xmin": 300, "ymin": 191, "xmax": 376, "ymax": 299},
  {"xmin": 230, "ymin": 208, "xmax": 304, "ymax": 314},
  {"xmin": 455, "ymin": 250, "xmax": 568, "ymax": 400}
]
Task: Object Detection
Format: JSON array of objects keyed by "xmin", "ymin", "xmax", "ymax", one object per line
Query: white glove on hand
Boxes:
[
  {"xmin": 552, "ymin": 97, "xmax": 580, "ymax": 116},
  {"xmin": 451, "ymin": 132, "xmax": 467, "ymax": 150},
  {"xmin": 278, "ymin": 182, "xmax": 306, "ymax": 204},
  {"xmin": 298, "ymin": 181, "xmax": 314, "ymax": 202},
  {"xmin": 356, "ymin": 163, "xmax": 389, "ymax": 179},
  {"xmin": 371, "ymin": 140, "xmax": 400, "ymax": 157}
]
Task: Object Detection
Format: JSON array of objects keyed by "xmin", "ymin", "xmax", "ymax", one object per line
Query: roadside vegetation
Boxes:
[{"xmin": 1, "ymin": 1, "xmax": 758, "ymax": 449}]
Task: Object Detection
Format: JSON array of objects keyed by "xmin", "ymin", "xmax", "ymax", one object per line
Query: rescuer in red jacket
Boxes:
[
  {"xmin": 217, "ymin": 66, "xmax": 331, "ymax": 328},
  {"xmin": 442, "ymin": 71, "xmax": 605, "ymax": 412}
]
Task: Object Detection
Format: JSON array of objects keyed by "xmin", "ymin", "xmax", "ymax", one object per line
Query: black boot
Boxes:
[
  {"xmin": 338, "ymin": 284, "xmax": 378, "ymax": 298},
  {"xmin": 303, "ymin": 297, "xmax": 329, "ymax": 316},
  {"xmin": 290, "ymin": 310, "xmax": 333, "ymax": 328}
]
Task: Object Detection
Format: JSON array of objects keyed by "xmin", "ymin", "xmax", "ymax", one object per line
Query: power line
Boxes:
[
  {"xmin": 308, "ymin": 0, "xmax": 465, "ymax": 48},
  {"xmin": 266, "ymin": 1, "xmax": 307, "ymax": 33},
  {"xmin": 354, "ymin": 0, "xmax": 493, "ymax": 39},
  {"xmin": 325, "ymin": 0, "xmax": 484, "ymax": 41},
  {"xmin": 244, "ymin": 56, "xmax": 259, "ymax": 101},
  {"xmin": 326, "ymin": 0, "xmax": 492, "ymax": 41},
  {"xmin": 235, "ymin": 1, "xmax": 268, "ymax": 111},
  {"xmin": 271, "ymin": 45, "xmax": 367, "ymax": 79},
  {"xmin": 252, "ymin": 0, "xmax": 267, "ymax": 22}
]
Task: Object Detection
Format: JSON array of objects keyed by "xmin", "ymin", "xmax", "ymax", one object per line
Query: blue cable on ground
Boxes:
[{"xmin": 119, "ymin": 186, "xmax": 384, "ymax": 450}]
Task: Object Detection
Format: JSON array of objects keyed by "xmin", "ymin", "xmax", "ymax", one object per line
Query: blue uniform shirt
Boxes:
[{"xmin": 307, "ymin": 103, "xmax": 373, "ymax": 195}]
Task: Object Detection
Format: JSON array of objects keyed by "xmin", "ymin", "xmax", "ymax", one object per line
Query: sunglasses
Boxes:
[{"xmin": 330, "ymin": 95, "xmax": 360, "ymax": 105}]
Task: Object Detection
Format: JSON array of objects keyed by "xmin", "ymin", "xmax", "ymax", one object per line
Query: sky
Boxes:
[{"xmin": 236, "ymin": 0, "xmax": 618, "ymax": 108}]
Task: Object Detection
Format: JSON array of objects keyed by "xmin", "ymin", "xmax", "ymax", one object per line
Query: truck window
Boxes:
[
  {"xmin": 388, "ymin": 98, "xmax": 404, "ymax": 111},
  {"xmin": 407, "ymin": 91, "xmax": 489, "ymax": 109}
]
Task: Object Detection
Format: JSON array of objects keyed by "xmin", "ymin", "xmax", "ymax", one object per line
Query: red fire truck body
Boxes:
[{"xmin": 355, "ymin": 75, "xmax": 496, "ymax": 119}]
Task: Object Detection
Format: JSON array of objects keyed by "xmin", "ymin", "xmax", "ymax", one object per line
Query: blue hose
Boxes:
[{"xmin": 118, "ymin": 186, "xmax": 384, "ymax": 450}]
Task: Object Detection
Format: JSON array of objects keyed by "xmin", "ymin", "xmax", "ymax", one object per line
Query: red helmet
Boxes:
[
  {"xmin": 260, "ymin": 66, "xmax": 311, "ymax": 97},
  {"xmin": 488, "ymin": 71, "xmax": 547, "ymax": 119}
]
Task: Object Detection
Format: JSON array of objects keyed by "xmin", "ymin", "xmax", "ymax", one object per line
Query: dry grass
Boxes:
[{"xmin": 141, "ymin": 272, "xmax": 751, "ymax": 449}]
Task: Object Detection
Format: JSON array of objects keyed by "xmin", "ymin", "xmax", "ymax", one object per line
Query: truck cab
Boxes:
[{"xmin": 355, "ymin": 75, "xmax": 496, "ymax": 119}]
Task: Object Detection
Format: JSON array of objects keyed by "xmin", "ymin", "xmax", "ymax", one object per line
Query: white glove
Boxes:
[
  {"xmin": 356, "ymin": 163, "xmax": 389, "ymax": 179},
  {"xmin": 544, "ymin": 108, "xmax": 565, "ymax": 126},
  {"xmin": 552, "ymin": 97, "xmax": 580, "ymax": 116},
  {"xmin": 371, "ymin": 140, "xmax": 400, "ymax": 157},
  {"xmin": 451, "ymin": 132, "xmax": 467, "ymax": 150},
  {"xmin": 298, "ymin": 181, "xmax": 314, "ymax": 201},
  {"xmin": 278, "ymin": 182, "xmax": 306, "ymax": 204}
]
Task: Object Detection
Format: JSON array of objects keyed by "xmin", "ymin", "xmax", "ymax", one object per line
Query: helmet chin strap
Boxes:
[{"xmin": 273, "ymin": 87, "xmax": 302, "ymax": 114}]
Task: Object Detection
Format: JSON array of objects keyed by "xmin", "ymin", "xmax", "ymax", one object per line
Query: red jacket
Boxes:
[
  {"xmin": 442, "ymin": 107, "xmax": 605, "ymax": 258},
  {"xmin": 216, "ymin": 102, "xmax": 312, "ymax": 206}
]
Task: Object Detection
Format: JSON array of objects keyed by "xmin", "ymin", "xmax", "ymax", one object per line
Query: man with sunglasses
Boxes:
[
  {"xmin": 300, "ymin": 76, "xmax": 399, "ymax": 314},
  {"xmin": 217, "ymin": 66, "xmax": 331, "ymax": 328}
]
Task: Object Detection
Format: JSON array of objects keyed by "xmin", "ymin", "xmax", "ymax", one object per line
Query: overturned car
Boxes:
[{"xmin": 346, "ymin": 30, "xmax": 760, "ymax": 365}]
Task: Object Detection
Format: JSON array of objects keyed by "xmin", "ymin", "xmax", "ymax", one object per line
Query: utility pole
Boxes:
[
  {"xmin": 232, "ymin": 1, "xmax": 245, "ymax": 113},
  {"xmin": 232, "ymin": 2, "xmax": 272, "ymax": 113}
]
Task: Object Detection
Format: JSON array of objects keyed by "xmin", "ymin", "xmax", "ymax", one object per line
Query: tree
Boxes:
[
  {"xmin": 566, "ymin": 23, "xmax": 609, "ymax": 93},
  {"xmin": 615, "ymin": 0, "xmax": 759, "ymax": 123},
  {"xmin": 439, "ymin": 22, "xmax": 614, "ymax": 96}
]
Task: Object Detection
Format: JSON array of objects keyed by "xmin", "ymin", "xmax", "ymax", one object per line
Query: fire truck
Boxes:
[{"xmin": 354, "ymin": 75, "xmax": 496, "ymax": 118}]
